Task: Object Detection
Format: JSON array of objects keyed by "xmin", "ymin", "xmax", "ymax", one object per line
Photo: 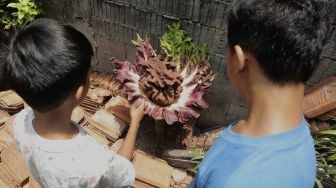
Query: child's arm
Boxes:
[{"xmin": 117, "ymin": 101, "xmax": 145, "ymax": 160}]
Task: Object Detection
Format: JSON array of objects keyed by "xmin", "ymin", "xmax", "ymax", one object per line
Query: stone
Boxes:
[
  {"xmin": 163, "ymin": 149, "xmax": 201, "ymax": 160},
  {"xmin": 164, "ymin": 157, "xmax": 199, "ymax": 169},
  {"xmin": 171, "ymin": 169, "xmax": 187, "ymax": 183},
  {"xmin": 132, "ymin": 150, "xmax": 174, "ymax": 188}
]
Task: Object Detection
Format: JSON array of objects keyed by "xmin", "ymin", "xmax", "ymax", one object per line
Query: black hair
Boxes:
[
  {"xmin": 228, "ymin": 0, "xmax": 328, "ymax": 84},
  {"xmin": 0, "ymin": 28, "xmax": 10, "ymax": 91},
  {"xmin": 5, "ymin": 19, "xmax": 93, "ymax": 112}
]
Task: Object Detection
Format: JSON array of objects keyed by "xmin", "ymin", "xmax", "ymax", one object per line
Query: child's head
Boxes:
[
  {"xmin": 226, "ymin": 0, "xmax": 328, "ymax": 95},
  {"xmin": 5, "ymin": 19, "xmax": 93, "ymax": 112}
]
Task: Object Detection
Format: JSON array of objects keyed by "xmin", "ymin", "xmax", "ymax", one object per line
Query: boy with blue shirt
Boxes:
[{"xmin": 190, "ymin": 0, "xmax": 328, "ymax": 187}]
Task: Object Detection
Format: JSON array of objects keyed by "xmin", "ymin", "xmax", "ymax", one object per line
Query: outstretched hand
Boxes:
[{"xmin": 130, "ymin": 101, "xmax": 145, "ymax": 125}]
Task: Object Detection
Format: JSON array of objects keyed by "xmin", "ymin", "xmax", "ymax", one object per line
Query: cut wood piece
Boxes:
[
  {"xmin": 132, "ymin": 151, "xmax": 174, "ymax": 188},
  {"xmin": 303, "ymin": 77, "xmax": 336, "ymax": 118}
]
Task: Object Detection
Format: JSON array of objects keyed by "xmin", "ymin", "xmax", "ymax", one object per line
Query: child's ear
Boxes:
[
  {"xmin": 234, "ymin": 45, "xmax": 248, "ymax": 73},
  {"xmin": 74, "ymin": 76, "xmax": 90, "ymax": 103}
]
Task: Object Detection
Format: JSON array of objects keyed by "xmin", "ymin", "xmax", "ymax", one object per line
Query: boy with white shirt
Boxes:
[{"xmin": 5, "ymin": 19, "xmax": 144, "ymax": 187}]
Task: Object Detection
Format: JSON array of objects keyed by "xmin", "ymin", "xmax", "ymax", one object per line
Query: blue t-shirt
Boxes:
[{"xmin": 189, "ymin": 120, "xmax": 316, "ymax": 188}]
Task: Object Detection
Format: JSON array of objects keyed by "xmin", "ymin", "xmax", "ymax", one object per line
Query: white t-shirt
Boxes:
[{"xmin": 12, "ymin": 108, "xmax": 135, "ymax": 188}]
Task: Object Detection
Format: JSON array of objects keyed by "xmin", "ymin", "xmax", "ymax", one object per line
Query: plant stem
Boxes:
[{"xmin": 154, "ymin": 119, "xmax": 166, "ymax": 135}]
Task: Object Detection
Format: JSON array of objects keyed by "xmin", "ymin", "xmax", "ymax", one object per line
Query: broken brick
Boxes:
[
  {"xmin": 105, "ymin": 96, "xmax": 131, "ymax": 123},
  {"xmin": 132, "ymin": 150, "xmax": 174, "ymax": 188},
  {"xmin": 109, "ymin": 139, "xmax": 124, "ymax": 152},
  {"xmin": 132, "ymin": 179, "xmax": 156, "ymax": 188},
  {"xmin": 1, "ymin": 143, "xmax": 40, "ymax": 187},
  {"xmin": 317, "ymin": 110, "xmax": 336, "ymax": 121},
  {"xmin": 90, "ymin": 109, "xmax": 127, "ymax": 140},
  {"xmin": 303, "ymin": 77, "xmax": 336, "ymax": 118}
]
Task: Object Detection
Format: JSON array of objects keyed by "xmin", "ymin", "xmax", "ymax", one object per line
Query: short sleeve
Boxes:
[{"xmin": 100, "ymin": 150, "xmax": 135, "ymax": 187}]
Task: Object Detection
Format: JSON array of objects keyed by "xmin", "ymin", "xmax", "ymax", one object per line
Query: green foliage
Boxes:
[
  {"xmin": 314, "ymin": 128, "xmax": 336, "ymax": 187},
  {"xmin": 160, "ymin": 23, "xmax": 208, "ymax": 67},
  {"xmin": 187, "ymin": 148, "xmax": 205, "ymax": 175},
  {"xmin": 0, "ymin": 0, "xmax": 41, "ymax": 29}
]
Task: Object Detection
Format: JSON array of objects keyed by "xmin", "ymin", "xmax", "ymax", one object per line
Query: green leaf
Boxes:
[
  {"xmin": 320, "ymin": 130, "xmax": 336, "ymax": 136},
  {"xmin": 327, "ymin": 168, "xmax": 336, "ymax": 175},
  {"xmin": 7, "ymin": 3, "xmax": 19, "ymax": 8},
  {"xmin": 191, "ymin": 155, "xmax": 204, "ymax": 161},
  {"xmin": 328, "ymin": 154, "xmax": 336, "ymax": 161},
  {"xmin": 315, "ymin": 179, "xmax": 323, "ymax": 188}
]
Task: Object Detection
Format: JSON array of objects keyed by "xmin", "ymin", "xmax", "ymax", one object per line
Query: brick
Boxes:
[
  {"xmin": 192, "ymin": 24, "xmax": 201, "ymax": 45},
  {"xmin": 81, "ymin": 124, "xmax": 112, "ymax": 145},
  {"xmin": 158, "ymin": 0, "xmax": 166, "ymax": 14},
  {"xmin": 132, "ymin": 179, "xmax": 155, "ymax": 188},
  {"xmin": 303, "ymin": 77, "xmax": 336, "ymax": 118},
  {"xmin": 171, "ymin": 0, "xmax": 180, "ymax": 17},
  {"xmin": 192, "ymin": 127, "xmax": 224, "ymax": 149},
  {"xmin": 132, "ymin": 151, "xmax": 174, "ymax": 188},
  {"xmin": 317, "ymin": 110, "xmax": 336, "ymax": 121},
  {"xmin": 205, "ymin": 28, "xmax": 216, "ymax": 52},
  {"xmin": 108, "ymin": 105, "xmax": 131, "ymax": 123},
  {"xmin": 217, "ymin": 32, "xmax": 227, "ymax": 55},
  {"xmin": 109, "ymin": 139, "xmax": 124, "ymax": 152},
  {"xmin": 97, "ymin": 37, "xmax": 126, "ymax": 59},
  {"xmin": 1, "ymin": 143, "xmax": 40, "ymax": 187},
  {"xmin": 200, "ymin": 1, "xmax": 210, "ymax": 25},
  {"xmin": 192, "ymin": 0, "xmax": 201, "ymax": 22},
  {"xmin": 155, "ymin": 15, "xmax": 163, "ymax": 35},
  {"xmin": 206, "ymin": 1, "xmax": 217, "ymax": 27},
  {"xmin": 306, "ymin": 77, "xmax": 336, "ymax": 94},
  {"xmin": 153, "ymin": 0, "xmax": 160, "ymax": 12},
  {"xmin": 95, "ymin": 51, "xmax": 112, "ymax": 71},
  {"xmin": 120, "ymin": 5, "xmax": 126, "ymax": 25},
  {"xmin": 90, "ymin": 109, "xmax": 127, "ymax": 140},
  {"xmin": 126, "ymin": 44, "xmax": 137, "ymax": 62},
  {"xmin": 0, "ymin": 179, "xmax": 9, "ymax": 188}
]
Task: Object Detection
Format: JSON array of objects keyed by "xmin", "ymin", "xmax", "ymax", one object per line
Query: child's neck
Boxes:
[
  {"xmin": 234, "ymin": 83, "xmax": 305, "ymax": 137},
  {"xmin": 32, "ymin": 105, "xmax": 79, "ymax": 140}
]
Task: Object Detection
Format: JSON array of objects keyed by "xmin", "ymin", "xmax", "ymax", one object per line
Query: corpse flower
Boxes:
[{"xmin": 113, "ymin": 26, "xmax": 215, "ymax": 125}]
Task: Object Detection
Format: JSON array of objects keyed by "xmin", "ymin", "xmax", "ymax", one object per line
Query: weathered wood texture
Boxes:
[{"xmin": 41, "ymin": 0, "xmax": 336, "ymax": 128}]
